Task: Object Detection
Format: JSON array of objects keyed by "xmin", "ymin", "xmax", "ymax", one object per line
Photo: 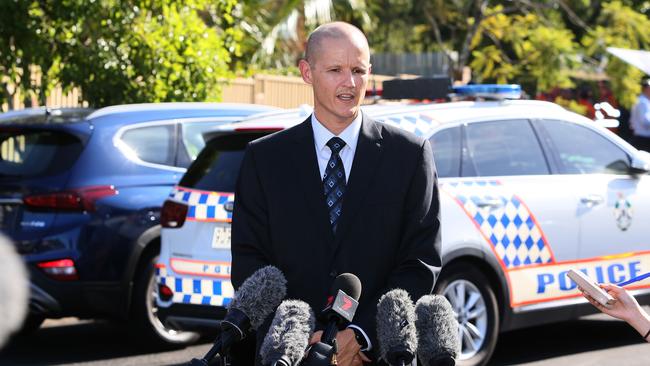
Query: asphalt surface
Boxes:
[{"xmin": 1, "ymin": 311, "xmax": 650, "ymax": 365}]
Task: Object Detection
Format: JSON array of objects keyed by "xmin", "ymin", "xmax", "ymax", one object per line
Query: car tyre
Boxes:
[
  {"xmin": 130, "ymin": 252, "xmax": 200, "ymax": 348},
  {"xmin": 435, "ymin": 263, "xmax": 499, "ymax": 366},
  {"xmin": 15, "ymin": 314, "xmax": 45, "ymax": 337}
]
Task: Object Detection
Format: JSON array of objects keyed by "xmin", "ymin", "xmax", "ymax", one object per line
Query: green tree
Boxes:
[
  {"xmin": 470, "ymin": 5, "xmax": 578, "ymax": 94},
  {"xmin": 1, "ymin": 0, "xmax": 243, "ymax": 109},
  {"xmin": 582, "ymin": 1, "xmax": 650, "ymax": 108},
  {"xmin": 0, "ymin": 1, "xmax": 54, "ymax": 108}
]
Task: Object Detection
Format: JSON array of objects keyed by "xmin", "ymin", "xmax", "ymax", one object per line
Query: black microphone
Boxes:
[
  {"xmin": 0, "ymin": 234, "xmax": 29, "ymax": 348},
  {"xmin": 260, "ymin": 300, "xmax": 316, "ymax": 366},
  {"xmin": 193, "ymin": 265, "xmax": 288, "ymax": 365},
  {"xmin": 376, "ymin": 289, "xmax": 418, "ymax": 366},
  {"xmin": 319, "ymin": 273, "xmax": 362, "ymax": 345},
  {"xmin": 302, "ymin": 273, "xmax": 362, "ymax": 366},
  {"xmin": 415, "ymin": 295, "xmax": 461, "ymax": 366}
]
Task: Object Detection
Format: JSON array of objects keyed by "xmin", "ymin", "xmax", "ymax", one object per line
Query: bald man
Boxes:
[{"xmin": 231, "ymin": 22, "xmax": 441, "ymax": 365}]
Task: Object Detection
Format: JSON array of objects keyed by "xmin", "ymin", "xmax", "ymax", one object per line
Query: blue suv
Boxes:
[{"xmin": 0, "ymin": 103, "xmax": 276, "ymax": 346}]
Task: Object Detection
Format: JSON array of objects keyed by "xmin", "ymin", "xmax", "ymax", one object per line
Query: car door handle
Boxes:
[
  {"xmin": 580, "ymin": 195, "xmax": 604, "ymax": 206},
  {"xmin": 475, "ymin": 198, "xmax": 503, "ymax": 209}
]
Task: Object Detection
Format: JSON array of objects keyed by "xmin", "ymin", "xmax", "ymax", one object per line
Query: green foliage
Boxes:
[
  {"xmin": 470, "ymin": 6, "xmax": 578, "ymax": 94},
  {"xmin": 0, "ymin": 1, "xmax": 53, "ymax": 107},
  {"xmin": 2, "ymin": 0, "xmax": 241, "ymax": 108},
  {"xmin": 582, "ymin": 1, "xmax": 650, "ymax": 108}
]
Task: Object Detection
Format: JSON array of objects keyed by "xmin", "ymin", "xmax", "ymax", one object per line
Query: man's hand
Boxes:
[{"xmin": 308, "ymin": 329, "xmax": 371, "ymax": 366}]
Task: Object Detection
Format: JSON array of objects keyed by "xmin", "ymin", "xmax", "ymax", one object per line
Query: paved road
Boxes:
[{"xmin": 1, "ymin": 312, "xmax": 650, "ymax": 366}]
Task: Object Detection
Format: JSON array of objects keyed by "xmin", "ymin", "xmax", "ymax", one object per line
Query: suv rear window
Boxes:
[
  {"xmin": 180, "ymin": 132, "xmax": 269, "ymax": 192},
  {"xmin": 0, "ymin": 130, "xmax": 84, "ymax": 177}
]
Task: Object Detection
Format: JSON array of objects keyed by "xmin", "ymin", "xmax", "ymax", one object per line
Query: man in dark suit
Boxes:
[{"xmin": 231, "ymin": 21, "xmax": 441, "ymax": 365}]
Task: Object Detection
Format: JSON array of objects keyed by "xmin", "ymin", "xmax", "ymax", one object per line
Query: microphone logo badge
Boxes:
[{"xmin": 332, "ymin": 289, "xmax": 359, "ymax": 322}]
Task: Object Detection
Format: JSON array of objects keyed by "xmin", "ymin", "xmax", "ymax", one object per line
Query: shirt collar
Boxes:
[{"xmin": 311, "ymin": 112, "xmax": 363, "ymax": 153}]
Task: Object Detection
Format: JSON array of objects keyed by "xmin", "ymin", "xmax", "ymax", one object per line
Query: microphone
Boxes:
[
  {"xmin": 0, "ymin": 234, "xmax": 29, "ymax": 349},
  {"xmin": 415, "ymin": 295, "xmax": 461, "ymax": 366},
  {"xmin": 260, "ymin": 300, "xmax": 316, "ymax": 366},
  {"xmin": 376, "ymin": 289, "xmax": 418, "ymax": 366},
  {"xmin": 194, "ymin": 265, "xmax": 287, "ymax": 364},
  {"xmin": 319, "ymin": 273, "xmax": 362, "ymax": 345},
  {"xmin": 302, "ymin": 273, "xmax": 362, "ymax": 366}
]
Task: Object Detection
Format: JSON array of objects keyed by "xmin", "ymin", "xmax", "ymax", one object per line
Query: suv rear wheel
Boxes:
[
  {"xmin": 130, "ymin": 252, "xmax": 200, "ymax": 347},
  {"xmin": 435, "ymin": 263, "xmax": 499, "ymax": 366}
]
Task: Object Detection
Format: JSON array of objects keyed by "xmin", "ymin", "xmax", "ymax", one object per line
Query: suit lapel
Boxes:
[
  {"xmin": 290, "ymin": 118, "xmax": 336, "ymax": 244},
  {"xmin": 334, "ymin": 114, "xmax": 384, "ymax": 247}
]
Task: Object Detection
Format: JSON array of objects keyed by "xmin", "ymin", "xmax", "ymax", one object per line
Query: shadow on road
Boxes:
[
  {"xmin": 0, "ymin": 319, "xmax": 213, "ymax": 366},
  {"xmin": 490, "ymin": 316, "xmax": 646, "ymax": 365}
]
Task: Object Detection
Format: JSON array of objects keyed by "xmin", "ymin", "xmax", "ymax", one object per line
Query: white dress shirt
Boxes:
[
  {"xmin": 311, "ymin": 113, "xmax": 362, "ymax": 183},
  {"xmin": 310, "ymin": 112, "xmax": 373, "ymax": 352}
]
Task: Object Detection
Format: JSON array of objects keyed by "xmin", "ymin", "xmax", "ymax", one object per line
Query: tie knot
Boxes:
[{"xmin": 326, "ymin": 137, "xmax": 346, "ymax": 155}]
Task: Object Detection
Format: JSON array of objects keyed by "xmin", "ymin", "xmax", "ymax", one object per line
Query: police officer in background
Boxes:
[{"xmin": 630, "ymin": 78, "xmax": 650, "ymax": 152}]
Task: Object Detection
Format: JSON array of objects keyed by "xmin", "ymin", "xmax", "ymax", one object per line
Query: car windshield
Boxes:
[
  {"xmin": 179, "ymin": 132, "xmax": 270, "ymax": 192},
  {"xmin": 0, "ymin": 130, "xmax": 84, "ymax": 177}
]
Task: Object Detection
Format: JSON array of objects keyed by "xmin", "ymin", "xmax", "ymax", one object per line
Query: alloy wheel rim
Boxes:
[
  {"xmin": 146, "ymin": 271, "xmax": 185, "ymax": 339},
  {"xmin": 443, "ymin": 279, "xmax": 489, "ymax": 360}
]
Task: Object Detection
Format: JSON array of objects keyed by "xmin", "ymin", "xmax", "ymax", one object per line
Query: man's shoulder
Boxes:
[{"xmin": 248, "ymin": 118, "xmax": 309, "ymax": 150}]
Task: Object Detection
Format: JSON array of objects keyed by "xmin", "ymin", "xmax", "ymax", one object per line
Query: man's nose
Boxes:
[{"xmin": 341, "ymin": 70, "xmax": 356, "ymax": 88}]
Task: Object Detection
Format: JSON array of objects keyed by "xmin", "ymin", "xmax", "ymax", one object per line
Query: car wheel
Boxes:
[
  {"xmin": 130, "ymin": 252, "xmax": 200, "ymax": 347},
  {"xmin": 435, "ymin": 263, "xmax": 499, "ymax": 366},
  {"xmin": 15, "ymin": 314, "xmax": 45, "ymax": 337}
]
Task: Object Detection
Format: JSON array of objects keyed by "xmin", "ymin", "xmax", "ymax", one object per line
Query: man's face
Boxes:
[{"xmin": 299, "ymin": 36, "xmax": 371, "ymax": 129}]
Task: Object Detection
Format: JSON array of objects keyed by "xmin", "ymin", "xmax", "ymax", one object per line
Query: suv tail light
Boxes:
[
  {"xmin": 24, "ymin": 185, "xmax": 118, "ymax": 212},
  {"xmin": 37, "ymin": 258, "xmax": 78, "ymax": 281},
  {"xmin": 161, "ymin": 200, "xmax": 188, "ymax": 228}
]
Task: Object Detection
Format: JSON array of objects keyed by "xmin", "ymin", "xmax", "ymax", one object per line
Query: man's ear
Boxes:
[{"xmin": 299, "ymin": 59, "xmax": 313, "ymax": 85}]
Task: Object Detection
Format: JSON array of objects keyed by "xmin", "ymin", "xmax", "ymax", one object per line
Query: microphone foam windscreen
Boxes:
[
  {"xmin": 415, "ymin": 295, "xmax": 461, "ymax": 364},
  {"xmin": 0, "ymin": 234, "xmax": 29, "ymax": 348},
  {"xmin": 331, "ymin": 273, "xmax": 362, "ymax": 301},
  {"xmin": 260, "ymin": 299, "xmax": 316, "ymax": 365},
  {"xmin": 230, "ymin": 265, "xmax": 287, "ymax": 330},
  {"xmin": 376, "ymin": 289, "xmax": 418, "ymax": 363}
]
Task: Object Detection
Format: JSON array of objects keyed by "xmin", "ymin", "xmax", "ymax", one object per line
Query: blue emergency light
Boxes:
[{"xmin": 452, "ymin": 84, "xmax": 522, "ymax": 100}]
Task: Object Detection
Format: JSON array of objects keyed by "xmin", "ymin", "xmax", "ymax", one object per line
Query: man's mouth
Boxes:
[{"xmin": 337, "ymin": 92, "xmax": 356, "ymax": 102}]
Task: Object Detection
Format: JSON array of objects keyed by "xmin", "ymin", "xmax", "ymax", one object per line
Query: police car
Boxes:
[{"xmin": 156, "ymin": 85, "xmax": 650, "ymax": 366}]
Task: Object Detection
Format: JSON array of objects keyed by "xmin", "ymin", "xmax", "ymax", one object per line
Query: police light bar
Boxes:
[{"xmin": 452, "ymin": 84, "xmax": 522, "ymax": 100}]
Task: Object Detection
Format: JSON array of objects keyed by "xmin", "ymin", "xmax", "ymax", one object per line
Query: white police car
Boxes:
[{"xmin": 156, "ymin": 85, "xmax": 650, "ymax": 366}]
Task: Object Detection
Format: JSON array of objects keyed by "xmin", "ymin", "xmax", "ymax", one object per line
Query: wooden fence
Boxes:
[{"xmin": 2, "ymin": 73, "xmax": 400, "ymax": 111}]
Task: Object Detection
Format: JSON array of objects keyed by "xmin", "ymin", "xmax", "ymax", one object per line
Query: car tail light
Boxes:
[
  {"xmin": 37, "ymin": 258, "xmax": 78, "ymax": 281},
  {"xmin": 24, "ymin": 185, "xmax": 118, "ymax": 212},
  {"xmin": 161, "ymin": 200, "xmax": 188, "ymax": 228},
  {"xmin": 158, "ymin": 283, "xmax": 173, "ymax": 301}
]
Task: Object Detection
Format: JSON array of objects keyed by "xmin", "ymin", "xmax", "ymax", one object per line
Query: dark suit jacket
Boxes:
[{"xmin": 231, "ymin": 113, "xmax": 442, "ymax": 363}]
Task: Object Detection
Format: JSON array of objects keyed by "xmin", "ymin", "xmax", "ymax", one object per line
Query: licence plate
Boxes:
[{"xmin": 211, "ymin": 224, "xmax": 231, "ymax": 249}]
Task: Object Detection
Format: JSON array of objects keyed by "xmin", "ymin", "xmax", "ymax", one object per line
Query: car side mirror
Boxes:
[{"xmin": 630, "ymin": 150, "xmax": 650, "ymax": 174}]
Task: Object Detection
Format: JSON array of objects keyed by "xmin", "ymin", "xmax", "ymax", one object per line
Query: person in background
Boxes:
[
  {"xmin": 580, "ymin": 283, "xmax": 650, "ymax": 343},
  {"xmin": 629, "ymin": 78, "xmax": 650, "ymax": 152}
]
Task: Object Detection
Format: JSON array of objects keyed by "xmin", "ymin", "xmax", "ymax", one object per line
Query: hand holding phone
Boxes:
[{"xmin": 568, "ymin": 269, "xmax": 616, "ymax": 307}]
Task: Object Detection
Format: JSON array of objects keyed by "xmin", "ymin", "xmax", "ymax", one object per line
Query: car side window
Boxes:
[
  {"xmin": 429, "ymin": 126, "xmax": 461, "ymax": 178},
  {"xmin": 120, "ymin": 124, "xmax": 175, "ymax": 166},
  {"xmin": 464, "ymin": 119, "xmax": 549, "ymax": 176},
  {"xmin": 538, "ymin": 119, "xmax": 630, "ymax": 174},
  {"xmin": 176, "ymin": 122, "xmax": 222, "ymax": 168}
]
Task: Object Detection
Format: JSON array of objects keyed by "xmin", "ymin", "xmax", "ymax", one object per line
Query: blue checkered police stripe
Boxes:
[
  {"xmin": 170, "ymin": 186, "xmax": 234, "ymax": 222},
  {"xmin": 156, "ymin": 266, "xmax": 234, "ymax": 306},
  {"xmin": 375, "ymin": 113, "xmax": 438, "ymax": 137},
  {"xmin": 442, "ymin": 180, "xmax": 556, "ymax": 269}
]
